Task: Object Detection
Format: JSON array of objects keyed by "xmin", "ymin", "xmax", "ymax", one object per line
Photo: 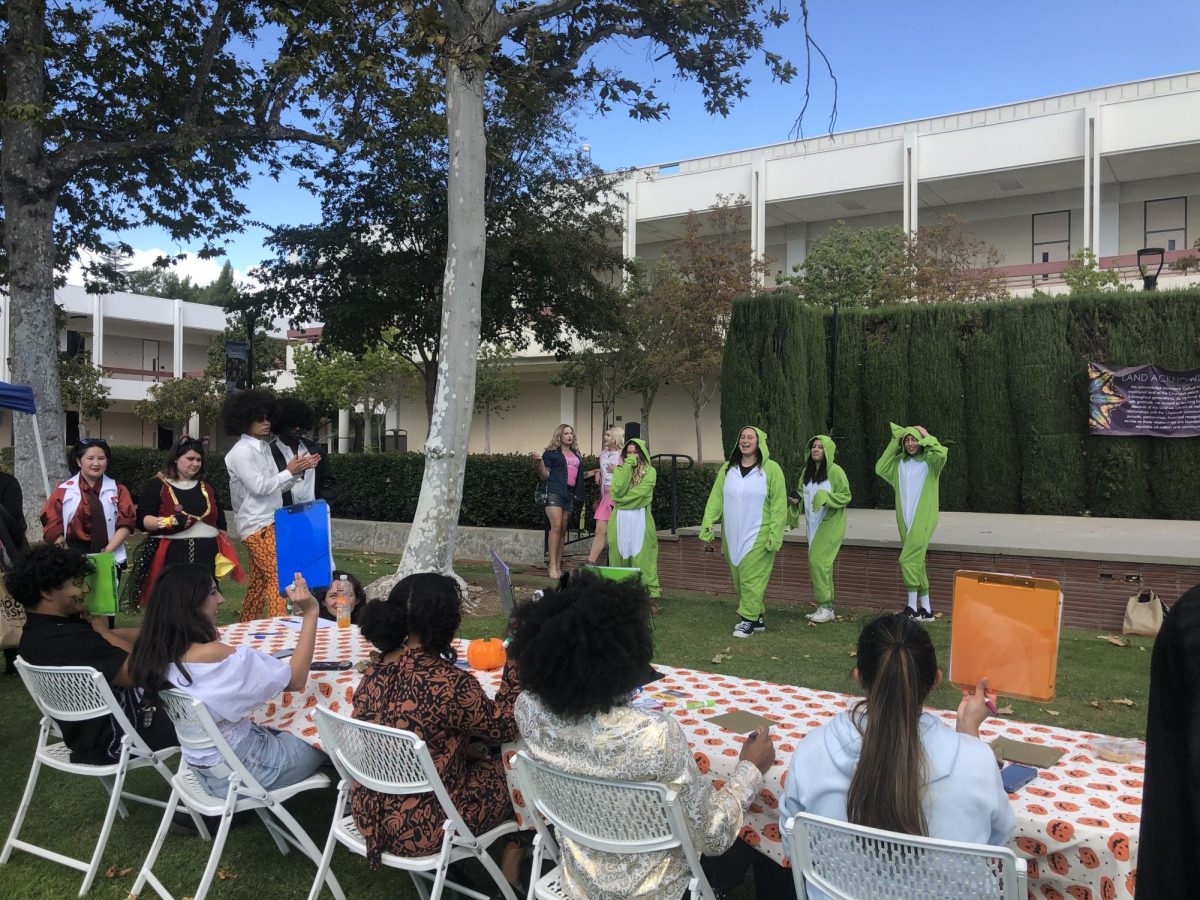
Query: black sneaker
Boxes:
[
  {"xmin": 917, "ymin": 607, "xmax": 935, "ymax": 621},
  {"xmin": 901, "ymin": 607, "xmax": 918, "ymax": 618},
  {"xmin": 732, "ymin": 616, "xmax": 765, "ymax": 638}
]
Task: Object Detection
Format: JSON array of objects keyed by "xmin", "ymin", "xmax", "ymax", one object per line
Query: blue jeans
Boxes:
[{"xmin": 194, "ymin": 723, "xmax": 328, "ymax": 797}]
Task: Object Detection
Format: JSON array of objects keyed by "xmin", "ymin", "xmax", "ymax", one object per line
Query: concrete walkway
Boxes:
[{"xmin": 678, "ymin": 509, "xmax": 1200, "ymax": 566}]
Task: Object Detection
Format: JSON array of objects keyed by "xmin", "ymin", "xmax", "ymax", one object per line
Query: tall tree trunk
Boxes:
[
  {"xmin": 2, "ymin": 0, "xmax": 71, "ymax": 525},
  {"xmin": 378, "ymin": 54, "xmax": 486, "ymax": 592},
  {"xmin": 694, "ymin": 398, "xmax": 703, "ymax": 462},
  {"xmin": 640, "ymin": 386, "xmax": 657, "ymax": 450},
  {"xmin": 484, "ymin": 404, "xmax": 491, "ymax": 455},
  {"xmin": 362, "ymin": 397, "xmax": 374, "ymax": 452}
]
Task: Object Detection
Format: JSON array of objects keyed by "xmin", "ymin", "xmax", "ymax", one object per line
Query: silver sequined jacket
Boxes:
[{"xmin": 515, "ymin": 692, "xmax": 763, "ymax": 900}]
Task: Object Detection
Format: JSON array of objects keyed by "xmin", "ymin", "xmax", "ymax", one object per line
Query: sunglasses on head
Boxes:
[{"xmin": 76, "ymin": 438, "xmax": 110, "ymax": 452}]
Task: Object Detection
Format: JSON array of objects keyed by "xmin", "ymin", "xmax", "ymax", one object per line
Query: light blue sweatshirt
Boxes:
[{"xmin": 779, "ymin": 711, "xmax": 1015, "ymax": 900}]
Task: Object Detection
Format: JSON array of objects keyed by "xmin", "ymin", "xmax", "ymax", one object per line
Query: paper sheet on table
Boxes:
[
  {"xmin": 280, "ymin": 616, "xmax": 337, "ymax": 631},
  {"xmin": 949, "ymin": 570, "xmax": 1062, "ymax": 703},
  {"xmin": 707, "ymin": 709, "xmax": 777, "ymax": 733}
]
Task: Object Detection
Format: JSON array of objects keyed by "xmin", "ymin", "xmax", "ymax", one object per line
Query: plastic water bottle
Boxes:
[{"xmin": 335, "ymin": 575, "xmax": 351, "ymax": 629}]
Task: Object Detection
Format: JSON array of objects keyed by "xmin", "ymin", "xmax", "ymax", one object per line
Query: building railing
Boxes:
[{"xmin": 994, "ymin": 248, "xmax": 1199, "ymax": 294}]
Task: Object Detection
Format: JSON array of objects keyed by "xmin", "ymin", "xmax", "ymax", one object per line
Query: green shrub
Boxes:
[{"xmin": 721, "ymin": 288, "xmax": 1200, "ymax": 519}]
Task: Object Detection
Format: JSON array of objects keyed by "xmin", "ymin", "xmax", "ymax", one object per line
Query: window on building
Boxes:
[
  {"xmin": 1145, "ymin": 197, "xmax": 1186, "ymax": 252},
  {"xmin": 1032, "ymin": 211, "xmax": 1071, "ymax": 265}
]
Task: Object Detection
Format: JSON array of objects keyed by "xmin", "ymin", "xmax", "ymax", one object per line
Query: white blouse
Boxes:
[
  {"xmin": 225, "ymin": 434, "xmax": 298, "ymax": 537},
  {"xmin": 167, "ymin": 646, "xmax": 291, "ymax": 766}
]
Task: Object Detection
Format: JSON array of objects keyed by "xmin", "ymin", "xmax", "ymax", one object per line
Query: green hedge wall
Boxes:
[
  {"xmin": 719, "ymin": 288, "xmax": 1200, "ymax": 519},
  {"xmin": 10, "ymin": 447, "xmax": 722, "ymax": 531}
]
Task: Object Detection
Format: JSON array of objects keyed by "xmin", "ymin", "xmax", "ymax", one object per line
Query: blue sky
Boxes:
[{"xmin": 97, "ymin": 0, "xmax": 1200, "ymax": 287}]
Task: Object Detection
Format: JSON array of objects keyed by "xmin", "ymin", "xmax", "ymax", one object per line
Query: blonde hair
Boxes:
[
  {"xmin": 625, "ymin": 441, "xmax": 649, "ymax": 486},
  {"xmin": 605, "ymin": 427, "xmax": 625, "ymax": 450},
  {"xmin": 546, "ymin": 423, "xmax": 577, "ymax": 453}
]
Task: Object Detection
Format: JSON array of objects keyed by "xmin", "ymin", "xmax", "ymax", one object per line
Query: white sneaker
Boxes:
[{"xmin": 807, "ymin": 607, "xmax": 836, "ymax": 624}]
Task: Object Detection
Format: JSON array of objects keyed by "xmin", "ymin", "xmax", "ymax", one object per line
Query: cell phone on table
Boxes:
[
  {"xmin": 271, "ymin": 649, "xmax": 294, "ymax": 659},
  {"xmin": 1001, "ymin": 763, "xmax": 1038, "ymax": 793},
  {"xmin": 310, "ymin": 661, "xmax": 352, "ymax": 671}
]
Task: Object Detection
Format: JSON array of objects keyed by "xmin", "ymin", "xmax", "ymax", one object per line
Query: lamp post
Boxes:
[{"xmin": 1137, "ymin": 248, "xmax": 1165, "ymax": 291}]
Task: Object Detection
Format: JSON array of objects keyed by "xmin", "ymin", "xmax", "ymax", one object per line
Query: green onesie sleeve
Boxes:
[
  {"xmin": 699, "ymin": 465, "xmax": 729, "ymax": 542},
  {"xmin": 611, "ymin": 457, "xmax": 656, "ymax": 508}
]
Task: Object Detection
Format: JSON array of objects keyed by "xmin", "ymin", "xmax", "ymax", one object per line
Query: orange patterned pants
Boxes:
[{"xmin": 240, "ymin": 525, "xmax": 287, "ymax": 621}]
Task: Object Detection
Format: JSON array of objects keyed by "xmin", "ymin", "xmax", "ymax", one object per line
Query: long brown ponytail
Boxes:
[{"xmin": 846, "ymin": 613, "xmax": 939, "ymax": 836}]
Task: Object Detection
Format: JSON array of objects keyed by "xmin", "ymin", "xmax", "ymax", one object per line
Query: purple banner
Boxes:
[{"xmin": 1088, "ymin": 362, "xmax": 1200, "ymax": 437}]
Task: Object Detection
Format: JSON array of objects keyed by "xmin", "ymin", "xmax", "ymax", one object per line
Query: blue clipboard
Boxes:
[{"xmin": 274, "ymin": 500, "xmax": 334, "ymax": 594}]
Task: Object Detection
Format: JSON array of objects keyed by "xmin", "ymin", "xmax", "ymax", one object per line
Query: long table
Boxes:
[{"xmin": 222, "ymin": 620, "xmax": 1142, "ymax": 900}]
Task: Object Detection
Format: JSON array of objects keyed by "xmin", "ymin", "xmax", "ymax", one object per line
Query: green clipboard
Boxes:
[
  {"xmin": 588, "ymin": 565, "xmax": 642, "ymax": 583},
  {"xmin": 85, "ymin": 552, "xmax": 119, "ymax": 617}
]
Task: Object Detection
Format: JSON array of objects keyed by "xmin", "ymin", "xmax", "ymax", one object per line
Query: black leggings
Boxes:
[{"xmin": 700, "ymin": 838, "xmax": 798, "ymax": 900}]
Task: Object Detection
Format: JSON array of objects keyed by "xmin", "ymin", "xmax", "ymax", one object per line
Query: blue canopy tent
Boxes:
[{"xmin": 0, "ymin": 382, "xmax": 51, "ymax": 498}]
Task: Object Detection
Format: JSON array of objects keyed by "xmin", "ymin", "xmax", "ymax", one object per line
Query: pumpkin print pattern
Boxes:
[{"xmin": 220, "ymin": 623, "xmax": 1142, "ymax": 900}]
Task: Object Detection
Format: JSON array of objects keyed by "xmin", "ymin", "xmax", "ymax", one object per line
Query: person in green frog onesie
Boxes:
[
  {"xmin": 606, "ymin": 438, "xmax": 661, "ymax": 612},
  {"xmin": 700, "ymin": 426, "xmax": 788, "ymax": 639},
  {"xmin": 786, "ymin": 434, "xmax": 851, "ymax": 625},
  {"xmin": 874, "ymin": 422, "xmax": 948, "ymax": 620}
]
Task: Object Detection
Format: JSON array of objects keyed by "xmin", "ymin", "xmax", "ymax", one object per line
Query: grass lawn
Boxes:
[{"xmin": 0, "ymin": 547, "xmax": 1154, "ymax": 899}]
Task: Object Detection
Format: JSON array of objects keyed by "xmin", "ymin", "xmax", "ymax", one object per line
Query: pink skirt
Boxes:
[{"xmin": 593, "ymin": 490, "xmax": 615, "ymax": 521}]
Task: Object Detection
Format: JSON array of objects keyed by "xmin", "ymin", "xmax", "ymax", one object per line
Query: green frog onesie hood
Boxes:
[
  {"xmin": 607, "ymin": 438, "xmax": 660, "ymax": 598},
  {"xmin": 787, "ymin": 434, "xmax": 852, "ymax": 607},
  {"xmin": 875, "ymin": 422, "xmax": 948, "ymax": 594},
  {"xmin": 700, "ymin": 425, "xmax": 788, "ymax": 621}
]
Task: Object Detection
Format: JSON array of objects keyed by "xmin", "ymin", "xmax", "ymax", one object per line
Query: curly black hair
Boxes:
[
  {"xmin": 359, "ymin": 573, "xmax": 462, "ymax": 659},
  {"xmin": 221, "ymin": 388, "xmax": 276, "ymax": 437},
  {"xmin": 5, "ymin": 543, "xmax": 96, "ymax": 608},
  {"xmin": 508, "ymin": 570, "xmax": 654, "ymax": 718},
  {"xmin": 271, "ymin": 396, "xmax": 316, "ymax": 434}
]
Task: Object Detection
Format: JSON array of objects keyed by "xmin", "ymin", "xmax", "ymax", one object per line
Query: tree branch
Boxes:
[
  {"xmin": 183, "ymin": 0, "xmax": 233, "ymax": 126},
  {"xmin": 502, "ymin": 0, "xmax": 586, "ymax": 33},
  {"xmin": 790, "ymin": 0, "xmax": 839, "ymax": 140},
  {"xmin": 49, "ymin": 123, "xmax": 336, "ymax": 184}
]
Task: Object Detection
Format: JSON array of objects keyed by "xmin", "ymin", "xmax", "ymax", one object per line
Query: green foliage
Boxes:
[
  {"xmin": 781, "ymin": 221, "xmax": 907, "ymax": 307},
  {"xmin": 720, "ymin": 292, "xmax": 827, "ymax": 484},
  {"xmin": 58, "ymin": 351, "xmax": 111, "ymax": 425},
  {"xmin": 721, "ymin": 288, "xmax": 1200, "ymax": 519},
  {"xmin": 87, "ymin": 445, "xmax": 721, "ymax": 531},
  {"xmin": 132, "ymin": 377, "xmax": 222, "ymax": 435},
  {"xmin": 126, "ymin": 262, "xmax": 234, "ymax": 306},
  {"xmin": 1061, "ymin": 249, "xmax": 1126, "ymax": 294}
]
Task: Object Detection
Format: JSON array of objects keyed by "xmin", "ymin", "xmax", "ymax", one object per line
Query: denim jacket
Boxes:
[{"xmin": 541, "ymin": 448, "xmax": 586, "ymax": 503}]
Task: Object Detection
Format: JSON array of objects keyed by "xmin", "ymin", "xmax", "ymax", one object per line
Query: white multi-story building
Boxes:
[
  {"xmin": 16, "ymin": 73, "xmax": 1199, "ymax": 459},
  {"xmin": 0, "ymin": 285, "xmax": 236, "ymax": 449},
  {"xmin": 381, "ymin": 72, "xmax": 1200, "ymax": 460}
]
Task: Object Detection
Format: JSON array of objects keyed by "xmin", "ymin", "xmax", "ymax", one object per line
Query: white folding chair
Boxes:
[
  {"xmin": 512, "ymin": 749, "xmax": 717, "ymax": 900},
  {"xmin": 1, "ymin": 658, "xmax": 198, "ymax": 896},
  {"xmin": 307, "ymin": 706, "xmax": 518, "ymax": 900},
  {"xmin": 129, "ymin": 688, "xmax": 342, "ymax": 900},
  {"xmin": 783, "ymin": 811, "xmax": 1028, "ymax": 900}
]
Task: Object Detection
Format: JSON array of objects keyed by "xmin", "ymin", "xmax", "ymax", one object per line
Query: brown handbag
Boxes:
[{"xmin": 1123, "ymin": 589, "xmax": 1167, "ymax": 637}]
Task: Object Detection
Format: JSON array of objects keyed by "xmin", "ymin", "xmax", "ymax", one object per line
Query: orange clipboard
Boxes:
[{"xmin": 948, "ymin": 570, "xmax": 1063, "ymax": 703}]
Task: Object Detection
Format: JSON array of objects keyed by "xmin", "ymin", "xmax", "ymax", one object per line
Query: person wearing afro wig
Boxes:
[
  {"xmin": 509, "ymin": 570, "xmax": 775, "ymax": 900},
  {"xmin": 222, "ymin": 390, "xmax": 319, "ymax": 620}
]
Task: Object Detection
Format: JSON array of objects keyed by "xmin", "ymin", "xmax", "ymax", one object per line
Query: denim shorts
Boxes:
[
  {"xmin": 193, "ymin": 722, "xmax": 327, "ymax": 796},
  {"xmin": 543, "ymin": 492, "xmax": 574, "ymax": 511}
]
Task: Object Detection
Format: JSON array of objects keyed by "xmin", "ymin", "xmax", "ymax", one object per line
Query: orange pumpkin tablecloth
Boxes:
[{"xmin": 223, "ymin": 620, "xmax": 1141, "ymax": 900}]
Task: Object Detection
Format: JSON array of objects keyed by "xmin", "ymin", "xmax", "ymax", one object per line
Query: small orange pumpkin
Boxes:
[{"xmin": 467, "ymin": 638, "xmax": 507, "ymax": 670}]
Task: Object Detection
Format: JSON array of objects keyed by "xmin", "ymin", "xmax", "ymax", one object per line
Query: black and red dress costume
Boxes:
[{"xmin": 122, "ymin": 476, "xmax": 245, "ymax": 608}]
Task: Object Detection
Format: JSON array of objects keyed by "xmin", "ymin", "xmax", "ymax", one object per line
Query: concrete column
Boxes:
[
  {"xmin": 559, "ymin": 384, "xmax": 575, "ymax": 426},
  {"xmin": 91, "ymin": 294, "xmax": 104, "ymax": 367},
  {"xmin": 784, "ymin": 223, "xmax": 807, "ymax": 277},
  {"xmin": 623, "ymin": 176, "xmax": 638, "ymax": 264},
  {"xmin": 751, "ymin": 154, "xmax": 767, "ymax": 285},
  {"xmin": 337, "ymin": 408, "xmax": 351, "ymax": 453},
  {"xmin": 1091, "ymin": 102, "xmax": 1102, "ymax": 255},
  {"xmin": 172, "ymin": 299, "xmax": 184, "ymax": 377},
  {"xmin": 1083, "ymin": 107, "xmax": 1094, "ymax": 252},
  {"xmin": 1099, "ymin": 191, "xmax": 1120, "ymax": 257},
  {"xmin": 187, "ymin": 413, "xmax": 201, "ymax": 438},
  {"xmin": 902, "ymin": 131, "xmax": 920, "ymax": 235}
]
